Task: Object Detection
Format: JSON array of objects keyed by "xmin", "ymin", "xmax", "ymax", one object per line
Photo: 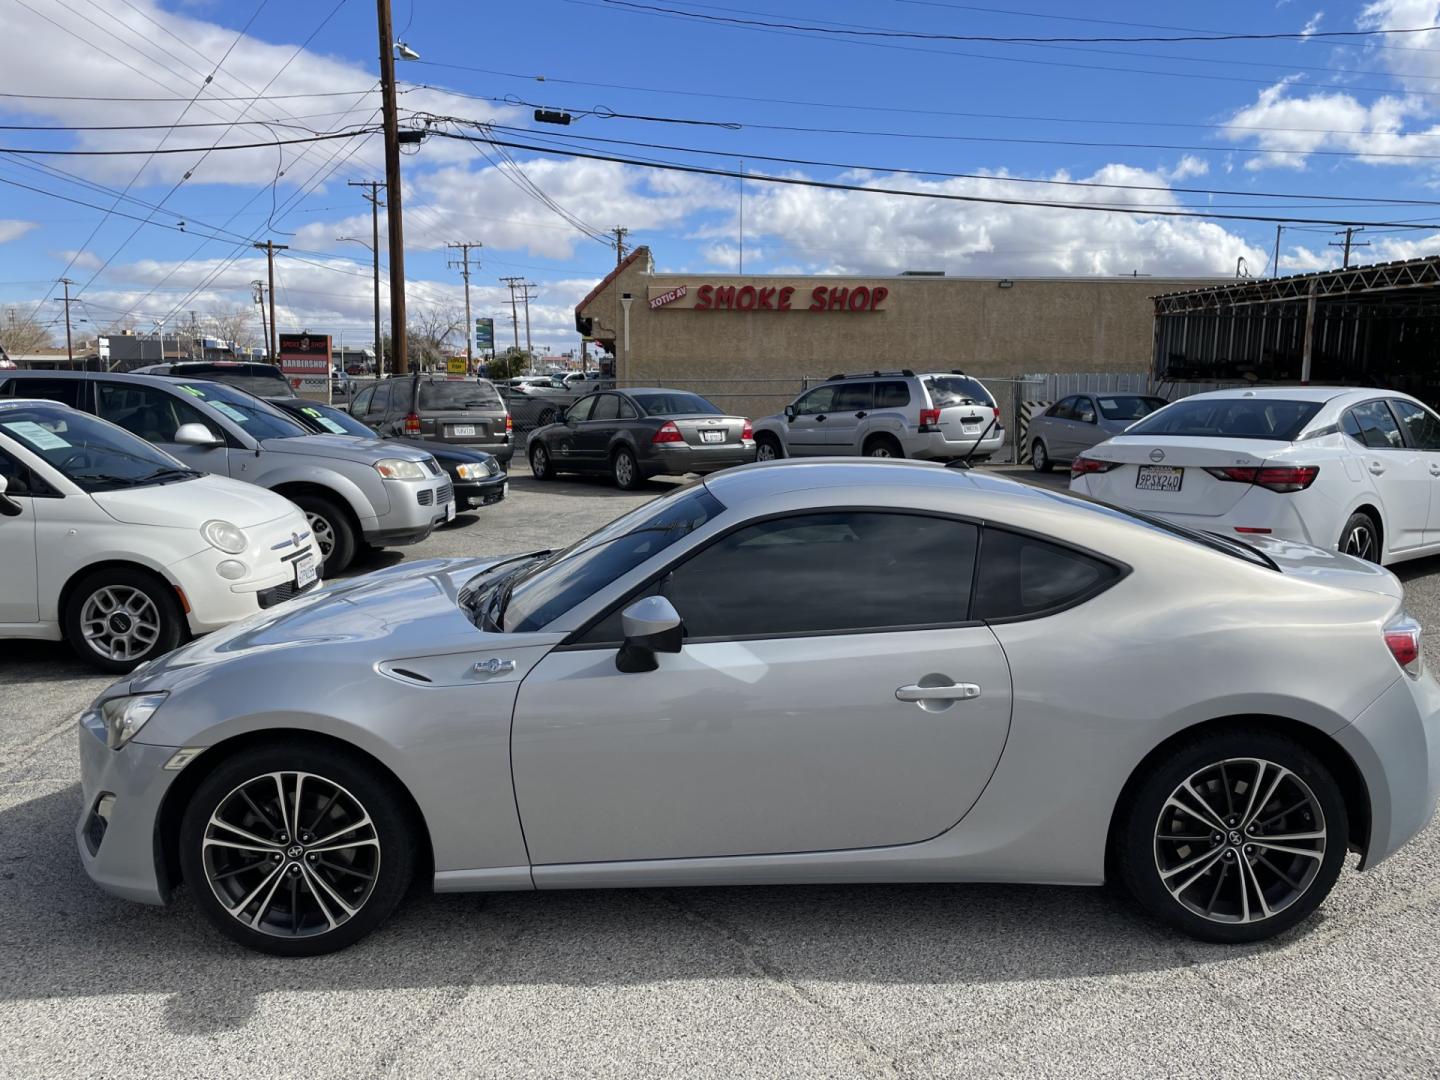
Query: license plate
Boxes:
[
  {"xmin": 1136, "ymin": 465, "xmax": 1183, "ymax": 492},
  {"xmin": 445, "ymin": 500, "xmax": 456, "ymax": 522},
  {"xmin": 700, "ymin": 430, "xmax": 725, "ymax": 443},
  {"xmin": 450, "ymin": 425, "xmax": 477, "ymax": 437},
  {"xmin": 294, "ymin": 553, "xmax": 318, "ymax": 589}
]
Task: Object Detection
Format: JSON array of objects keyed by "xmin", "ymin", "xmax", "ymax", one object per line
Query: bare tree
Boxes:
[
  {"xmin": 206, "ymin": 305, "xmax": 256, "ymax": 352},
  {"xmin": 0, "ymin": 307, "xmax": 54, "ymax": 355},
  {"xmin": 408, "ymin": 303, "xmax": 465, "ymax": 369}
]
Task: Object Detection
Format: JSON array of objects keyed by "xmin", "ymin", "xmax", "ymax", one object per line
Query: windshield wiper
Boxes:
[
  {"xmin": 72, "ymin": 472, "xmax": 147, "ymax": 488},
  {"xmin": 461, "ymin": 550, "xmax": 554, "ymax": 627},
  {"xmin": 143, "ymin": 466, "xmax": 200, "ymax": 483}
]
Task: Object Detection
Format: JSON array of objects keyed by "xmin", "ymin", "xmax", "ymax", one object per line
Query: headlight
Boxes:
[
  {"xmin": 201, "ymin": 519, "xmax": 247, "ymax": 554},
  {"xmin": 454, "ymin": 462, "xmax": 490, "ymax": 480},
  {"xmin": 99, "ymin": 692, "xmax": 168, "ymax": 749},
  {"xmin": 375, "ymin": 458, "xmax": 427, "ymax": 480}
]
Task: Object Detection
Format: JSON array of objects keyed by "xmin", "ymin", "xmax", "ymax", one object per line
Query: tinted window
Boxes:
[
  {"xmin": 924, "ymin": 376, "xmax": 995, "ymax": 407},
  {"xmin": 973, "ymin": 529, "xmax": 1119, "ymax": 620},
  {"xmin": 96, "ymin": 383, "xmax": 213, "ymax": 443},
  {"xmin": 566, "ymin": 395, "xmax": 596, "ymax": 422},
  {"xmin": 188, "ymin": 370, "xmax": 295, "ymax": 398},
  {"xmin": 875, "ymin": 381, "xmax": 910, "ymax": 409},
  {"xmin": 168, "ymin": 382, "xmax": 309, "ymax": 439},
  {"xmin": 633, "ymin": 392, "xmax": 721, "ymax": 416},
  {"xmin": 1097, "ymin": 395, "xmax": 1167, "ymax": 421},
  {"xmin": 1048, "ymin": 397, "xmax": 1077, "ymax": 421},
  {"xmin": 616, "ymin": 396, "xmax": 639, "ymax": 420},
  {"xmin": 660, "ymin": 512, "xmax": 977, "ymax": 640},
  {"xmin": 351, "ymin": 386, "xmax": 375, "ymax": 415},
  {"xmin": 833, "ymin": 383, "xmax": 875, "ymax": 412},
  {"xmin": 1075, "ymin": 398, "xmax": 1098, "ymax": 423},
  {"xmin": 0, "ymin": 401, "xmax": 187, "ymax": 492},
  {"xmin": 1343, "ymin": 401, "xmax": 1404, "ymax": 449},
  {"xmin": 794, "ymin": 386, "xmax": 837, "ymax": 415},
  {"xmin": 2, "ymin": 378, "xmax": 86, "ymax": 409},
  {"xmin": 418, "ymin": 381, "xmax": 504, "ymax": 410},
  {"xmin": 0, "ymin": 445, "xmax": 54, "ymax": 496},
  {"xmin": 370, "ymin": 382, "xmax": 394, "ymax": 415},
  {"xmin": 1126, "ymin": 398, "xmax": 1320, "ymax": 441},
  {"xmin": 1389, "ymin": 399, "xmax": 1440, "ymax": 451},
  {"xmin": 589, "ymin": 394, "xmax": 620, "ymax": 422}
]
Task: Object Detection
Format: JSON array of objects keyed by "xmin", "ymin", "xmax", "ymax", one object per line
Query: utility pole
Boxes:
[
  {"xmin": 1272, "ymin": 225, "xmax": 1283, "ymax": 278},
  {"xmin": 1330, "ymin": 227, "xmax": 1370, "ymax": 269},
  {"xmin": 56, "ymin": 278, "xmax": 75, "ymax": 365},
  {"xmin": 349, "ymin": 180, "xmax": 385, "ymax": 372},
  {"xmin": 447, "ymin": 241, "xmax": 483, "ymax": 368},
  {"xmin": 612, "ymin": 226, "xmax": 628, "ymax": 266},
  {"xmin": 376, "ymin": 0, "xmax": 408, "ymax": 376},
  {"xmin": 519, "ymin": 281, "xmax": 537, "ymax": 358},
  {"xmin": 252, "ymin": 240, "xmax": 288, "ymax": 362},
  {"xmin": 252, "ymin": 280, "xmax": 269, "ymax": 360},
  {"xmin": 500, "ymin": 276, "xmax": 523, "ymax": 355},
  {"xmin": 189, "ymin": 309, "xmax": 199, "ymax": 359}
]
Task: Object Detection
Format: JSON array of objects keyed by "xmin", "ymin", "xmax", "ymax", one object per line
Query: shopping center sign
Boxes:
[{"xmin": 648, "ymin": 283, "xmax": 890, "ymax": 313}]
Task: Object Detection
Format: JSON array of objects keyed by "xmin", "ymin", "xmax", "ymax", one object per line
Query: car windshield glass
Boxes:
[
  {"xmin": 494, "ymin": 485, "xmax": 726, "ymax": 633},
  {"xmin": 924, "ymin": 376, "xmax": 995, "ymax": 407},
  {"xmin": 173, "ymin": 382, "xmax": 310, "ymax": 439},
  {"xmin": 419, "ymin": 382, "xmax": 504, "ymax": 410},
  {"xmin": 1096, "ymin": 395, "xmax": 1168, "ymax": 421},
  {"xmin": 633, "ymin": 392, "xmax": 721, "ymax": 416},
  {"xmin": 1124, "ymin": 398, "xmax": 1320, "ymax": 441},
  {"xmin": 0, "ymin": 401, "xmax": 196, "ymax": 491},
  {"xmin": 293, "ymin": 402, "xmax": 371, "ymax": 437}
]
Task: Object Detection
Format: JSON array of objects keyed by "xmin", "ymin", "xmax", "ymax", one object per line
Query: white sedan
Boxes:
[
  {"xmin": 0, "ymin": 398, "xmax": 322, "ymax": 671},
  {"xmin": 1071, "ymin": 387, "xmax": 1440, "ymax": 566}
]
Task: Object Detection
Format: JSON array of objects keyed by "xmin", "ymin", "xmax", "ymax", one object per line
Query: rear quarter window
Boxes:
[{"xmin": 973, "ymin": 528, "xmax": 1121, "ymax": 620}]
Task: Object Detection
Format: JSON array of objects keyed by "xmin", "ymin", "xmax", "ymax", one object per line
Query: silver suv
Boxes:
[
  {"xmin": 752, "ymin": 370, "xmax": 1004, "ymax": 462},
  {"xmin": 1, "ymin": 371, "xmax": 452, "ymax": 576}
]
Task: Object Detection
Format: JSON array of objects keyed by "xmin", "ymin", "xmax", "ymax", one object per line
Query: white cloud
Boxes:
[
  {"xmin": 700, "ymin": 242, "xmax": 763, "ymax": 268},
  {"xmin": 1300, "ymin": 11, "xmax": 1325, "ymax": 36},
  {"xmin": 1164, "ymin": 156, "xmax": 1210, "ymax": 181},
  {"xmin": 0, "ymin": 221, "xmax": 37, "ymax": 245},
  {"xmin": 1281, "ymin": 231, "xmax": 1440, "ymax": 272}
]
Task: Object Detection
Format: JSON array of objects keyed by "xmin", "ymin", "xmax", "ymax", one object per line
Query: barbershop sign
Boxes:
[{"xmin": 647, "ymin": 282, "xmax": 890, "ymax": 313}]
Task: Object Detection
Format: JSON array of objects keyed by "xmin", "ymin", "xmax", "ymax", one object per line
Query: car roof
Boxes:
[
  {"xmin": 5, "ymin": 369, "xmax": 227, "ymax": 389},
  {"xmin": 0, "ymin": 397, "xmax": 72, "ymax": 410},
  {"xmin": 1178, "ymin": 386, "xmax": 1365, "ymax": 404}
]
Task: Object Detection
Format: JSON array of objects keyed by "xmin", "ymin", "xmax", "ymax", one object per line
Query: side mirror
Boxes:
[
  {"xmin": 1079, "ymin": 411, "xmax": 1096, "ymax": 424},
  {"xmin": 0, "ymin": 475, "xmax": 20, "ymax": 518},
  {"xmin": 615, "ymin": 595, "xmax": 684, "ymax": 673},
  {"xmin": 174, "ymin": 423, "xmax": 223, "ymax": 447},
  {"xmin": 784, "ymin": 404, "xmax": 798, "ymax": 421}
]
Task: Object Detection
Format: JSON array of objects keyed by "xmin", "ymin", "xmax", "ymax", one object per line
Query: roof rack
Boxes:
[{"xmin": 825, "ymin": 369, "xmax": 916, "ymax": 381}]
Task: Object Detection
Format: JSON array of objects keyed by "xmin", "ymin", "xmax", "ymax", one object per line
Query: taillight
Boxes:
[
  {"xmin": 652, "ymin": 421, "xmax": 684, "ymax": 444},
  {"xmin": 741, "ymin": 419, "xmax": 753, "ymax": 441},
  {"xmin": 992, "ymin": 406, "xmax": 1001, "ymax": 421},
  {"xmin": 404, "ymin": 413, "xmax": 421, "ymax": 435},
  {"xmin": 1384, "ymin": 614, "xmax": 1423, "ymax": 677},
  {"xmin": 505, "ymin": 413, "xmax": 513, "ymax": 435},
  {"xmin": 918, "ymin": 407, "xmax": 941, "ymax": 432},
  {"xmin": 1071, "ymin": 455, "xmax": 1120, "ymax": 477},
  {"xmin": 1203, "ymin": 465, "xmax": 1319, "ymax": 493}
]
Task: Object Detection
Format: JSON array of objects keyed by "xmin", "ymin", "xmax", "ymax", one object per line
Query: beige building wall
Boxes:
[{"xmin": 577, "ymin": 248, "xmax": 1220, "ymax": 417}]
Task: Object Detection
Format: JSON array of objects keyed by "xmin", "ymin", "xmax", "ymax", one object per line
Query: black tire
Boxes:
[
  {"xmin": 291, "ymin": 492, "xmax": 357, "ymax": 577},
  {"xmin": 754, "ymin": 433, "xmax": 784, "ymax": 462},
  {"xmin": 862, "ymin": 434, "xmax": 904, "ymax": 459},
  {"xmin": 1338, "ymin": 511, "xmax": 1381, "ymax": 564},
  {"xmin": 529, "ymin": 441, "xmax": 554, "ymax": 480},
  {"xmin": 63, "ymin": 565, "xmax": 185, "ymax": 673},
  {"xmin": 1031, "ymin": 439, "xmax": 1052, "ymax": 473},
  {"xmin": 178, "ymin": 741, "xmax": 416, "ymax": 957},
  {"xmin": 1115, "ymin": 728, "xmax": 1347, "ymax": 944},
  {"xmin": 612, "ymin": 446, "xmax": 643, "ymax": 490}
]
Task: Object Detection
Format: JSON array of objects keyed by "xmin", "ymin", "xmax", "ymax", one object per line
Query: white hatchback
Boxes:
[
  {"xmin": 0, "ymin": 398, "xmax": 322, "ymax": 671},
  {"xmin": 1070, "ymin": 387, "xmax": 1440, "ymax": 566}
]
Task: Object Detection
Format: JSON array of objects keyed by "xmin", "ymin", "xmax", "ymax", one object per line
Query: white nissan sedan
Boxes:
[
  {"xmin": 1070, "ymin": 387, "xmax": 1440, "ymax": 566},
  {"xmin": 0, "ymin": 398, "xmax": 321, "ymax": 671}
]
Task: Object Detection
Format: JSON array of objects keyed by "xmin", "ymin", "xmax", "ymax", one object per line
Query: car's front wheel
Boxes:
[
  {"xmin": 291, "ymin": 492, "xmax": 357, "ymax": 577},
  {"xmin": 754, "ymin": 434, "xmax": 783, "ymax": 462},
  {"xmin": 1115, "ymin": 729, "xmax": 1346, "ymax": 943},
  {"xmin": 530, "ymin": 442, "xmax": 554, "ymax": 480},
  {"xmin": 178, "ymin": 742, "xmax": 415, "ymax": 956},
  {"xmin": 64, "ymin": 566, "xmax": 185, "ymax": 673},
  {"xmin": 1031, "ymin": 439, "xmax": 1052, "ymax": 473}
]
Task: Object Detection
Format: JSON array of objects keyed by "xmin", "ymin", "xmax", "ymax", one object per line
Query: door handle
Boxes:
[
  {"xmin": 815, "ymin": 414, "xmax": 827, "ymax": 422},
  {"xmin": 855, "ymin": 411, "xmax": 868, "ymax": 419},
  {"xmin": 896, "ymin": 682, "xmax": 981, "ymax": 702},
  {"xmin": 1430, "ymin": 465, "xmax": 1440, "ymax": 476}
]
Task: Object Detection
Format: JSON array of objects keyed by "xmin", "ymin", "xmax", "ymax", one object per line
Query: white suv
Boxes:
[{"xmin": 752, "ymin": 370, "xmax": 1005, "ymax": 462}]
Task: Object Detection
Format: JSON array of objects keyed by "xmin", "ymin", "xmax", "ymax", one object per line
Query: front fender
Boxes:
[{"xmin": 258, "ymin": 462, "xmax": 384, "ymax": 528}]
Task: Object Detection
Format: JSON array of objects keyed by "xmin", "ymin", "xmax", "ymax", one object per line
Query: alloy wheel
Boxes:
[
  {"xmin": 615, "ymin": 452, "xmax": 635, "ymax": 486},
  {"xmin": 1342, "ymin": 523, "xmax": 1376, "ymax": 562},
  {"xmin": 756, "ymin": 441, "xmax": 779, "ymax": 462},
  {"xmin": 868, "ymin": 443, "xmax": 894, "ymax": 458},
  {"xmin": 306, "ymin": 512, "xmax": 336, "ymax": 559},
  {"xmin": 531, "ymin": 446, "xmax": 549, "ymax": 476},
  {"xmin": 1032, "ymin": 441, "xmax": 1048, "ymax": 470},
  {"xmin": 201, "ymin": 771, "xmax": 380, "ymax": 938},
  {"xmin": 79, "ymin": 585, "xmax": 161, "ymax": 662},
  {"xmin": 1153, "ymin": 757, "xmax": 1326, "ymax": 924}
]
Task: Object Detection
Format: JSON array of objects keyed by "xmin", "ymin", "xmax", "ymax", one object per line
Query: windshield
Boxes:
[
  {"xmin": 419, "ymin": 381, "xmax": 504, "ymax": 410},
  {"xmin": 173, "ymin": 382, "xmax": 311, "ymax": 440},
  {"xmin": 0, "ymin": 401, "xmax": 196, "ymax": 492},
  {"xmin": 924, "ymin": 375, "xmax": 995, "ymax": 407},
  {"xmin": 1125, "ymin": 398, "xmax": 1321, "ymax": 442},
  {"xmin": 633, "ymin": 392, "xmax": 721, "ymax": 417},
  {"xmin": 487, "ymin": 485, "xmax": 726, "ymax": 633},
  {"xmin": 1096, "ymin": 395, "xmax": 1168, "ymax": 421},
  {"xmin": 291, "ymin": 402, "xmax": 372, "ymax": 437}
]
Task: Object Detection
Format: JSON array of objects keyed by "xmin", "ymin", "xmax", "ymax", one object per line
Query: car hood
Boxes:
[
  {"xmin": 260, "ymin": 433, "xmax": 432, "ymax": 464},
  {"xmin": 94, "ymin": 474, "xmax": 294, "ymax": 529}
]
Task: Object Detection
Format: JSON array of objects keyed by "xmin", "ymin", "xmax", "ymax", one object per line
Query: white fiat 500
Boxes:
[
  {"xmin": 0, "ymin": 398, "xmax": 321, "ymax": 671},
  {"xmin": 1071, "ymin": 387, "xmax": 1440, "ymax": 566}
]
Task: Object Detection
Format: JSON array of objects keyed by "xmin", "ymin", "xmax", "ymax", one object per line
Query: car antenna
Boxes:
[{"xmin": 945, "ymin": 417, "xmax": 996, "ymax": 470}]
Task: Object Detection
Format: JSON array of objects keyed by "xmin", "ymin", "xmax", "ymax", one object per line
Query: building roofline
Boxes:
[
  {"xmin": 1150, "ymin": 255, "xmax": 1440, "ymax": 307},
  {"xmin": 575, "ymin": 245, "xmax": 651, "ymax": 316}
]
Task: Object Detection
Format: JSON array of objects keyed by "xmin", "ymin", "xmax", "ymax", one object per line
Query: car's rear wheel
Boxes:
[
  {"xmin": 863, "ymin": 434, "xmax": 903, "ymax": 458},
  {"xmin": 64, "ymin": 566, "xmax": 185, "ymax": 673},
  {"xmin": 291, "ymin": 492, "xmax": 356, "ymax": 577},
  {"xmin": 1031, "ymin": 439, "xmax": 1052, "ymax": 473},
  {"xmin": 179, "ymin": 743, "xmax": 415, "ymax": 956},
  {"xmin": 529, "ymin": 442, "xmax": 554, "ymax": 480},
  {"xmin": 1339, "ymin": 511, "xmax": 1381, "ymax": 564},
  {"xmin": 1115, "ymin": 730, "xmax": 1346, "ymax": 943},
  {"xmin": 612, "ymin": 446, "xmax": 643, "ymax": 490},
  {"xmin": 755, "ymin": 434, "xmax": 783, "ymax": 462}
]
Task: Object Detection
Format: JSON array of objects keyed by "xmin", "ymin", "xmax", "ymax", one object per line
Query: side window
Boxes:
[
  {"xmin": 566, "ymin": 395, "xmax": 596, "ymax": 422},
  {"xmin": 973, "ymin": 529, "xmax": 1120, "ymax": 620},
  {"xmin": 351, "ymin": 386, "xmax": 375, "ymax": 415},
  {"xmin": 1343, "ymin": 401, "xmax": 1404, "ymax": 450},
  {"xmin": 874, "ymin": 381, "xmax": 910, "ymax": 409},
  {"xmin": 615, "ymin": 395, "xmax": 639, "ymax": 420},
  {"xmin": 590, "ymin": 394, "xmax": 620, "ymax": 422},
  {"xmin": 1389, "ymin": 399, "xmax": 1440, "ymax": 451},
  {"xmin": 3, "ymin": 379, "xmax": 85, "ymax": 409},
  {"xmin": 662, "ymin": 512, "xmax": 978, "ymax": 640},
  {"xmin": 1047, "ymin": 397, "xmax": 1076, "ymax": 421},
  {"xmin": 370, "ymin": 382, "xmax": 394, "ymax": 416},
  {"xmin": 0, "ymin": 447, "xmax": 54, "ymax": 496},
  {"xmin": 95, "ymin": 384, "xmax": 209, "ymax": 443},
  {"xmin": 794, "ymin": 386, "xmax": 837, "ymax": 416},
  {"xmin": 833, "ymin": 383, "xmax": 875, "ymax": 413}
]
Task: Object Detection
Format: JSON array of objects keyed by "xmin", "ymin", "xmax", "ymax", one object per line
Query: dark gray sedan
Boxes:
[
  {"xmin": 528, "ymin": 388, "xmax": 756, "ymax": 489},
  {"xmin": 1028, "ymin": 393, "xmax": 1168, "ymax": 472}
]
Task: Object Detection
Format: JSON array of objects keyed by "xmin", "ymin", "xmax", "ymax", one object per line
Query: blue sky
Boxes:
[{"xmin": 2, "ymin": 0, "xmax": 1439, "ymax": 354}]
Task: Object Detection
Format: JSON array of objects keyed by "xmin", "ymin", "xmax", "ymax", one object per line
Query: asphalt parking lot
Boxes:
[{"xmin": 4, "ymin": 464, "xmax": 1440, "ymax": 1078}]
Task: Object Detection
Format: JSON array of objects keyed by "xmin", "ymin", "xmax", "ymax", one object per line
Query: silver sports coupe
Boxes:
[{"xmin": 76, "ymin": 460, "xmax": 1440, "ymax": 955}]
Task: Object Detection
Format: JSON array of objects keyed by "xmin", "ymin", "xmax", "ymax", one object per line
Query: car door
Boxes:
[
  {"xmin": 0, "ymin": 443, "xmax": 39, "ymax": 623},
  {"xmin": 511, "ymin": 510, "xmax": 1013, "ymax": 864},
  {"xmin": 549, "ymin": 393, "xmax": 594, "ymax": 465},
  {"xmin": 367, "ymin": 382, "xmax": 397, "ymax": 435},
  {"xmin": 1341, "ymin": 399, "xmax": 1431, "ymax": 553},
  {"xmin": 93, "ymin": 381, "xmax": 233, "ymax": 475},
  {"xmin": 785, "ymin": 385, "xmax": 838, "ymax": 455},
  {"xmin": 824, "ymin": 381, "xmax": 875, "ymax": 453},
  {"xmin": 1046, "ymin": 396, "xmax": 1084, "ymax": 459},
  {"xmin": 1387, "ymin": 397, "xmax": 1440, "ymax": 546},
  {"xmin": 575, "ymin": 392, "xmax": 621, "ymax": 468}
]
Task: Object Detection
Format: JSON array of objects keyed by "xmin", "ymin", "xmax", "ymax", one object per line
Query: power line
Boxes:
[
  {"xmin": 0, "ymin": 129, "xmax": 378, "ymax": 156},
  {"xmin": 0, "ymin": 89, "xmax": 380, "ymax": 102}
]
